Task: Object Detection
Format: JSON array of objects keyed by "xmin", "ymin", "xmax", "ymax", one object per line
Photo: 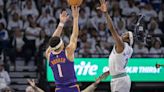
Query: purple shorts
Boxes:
[{"xmin": 55, "ymin": 84, "xmax": 80, "ymax": 92}]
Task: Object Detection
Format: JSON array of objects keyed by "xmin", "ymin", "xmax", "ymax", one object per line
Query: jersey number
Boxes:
[{"xmin": 57, "ymin": 64, "xmax": 63, "ymax": 77}]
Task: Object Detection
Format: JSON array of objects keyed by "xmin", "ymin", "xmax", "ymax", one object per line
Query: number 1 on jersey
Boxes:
[{"xmin": 57, "ymin": 64, "xmax": 63, "ymax": 77}]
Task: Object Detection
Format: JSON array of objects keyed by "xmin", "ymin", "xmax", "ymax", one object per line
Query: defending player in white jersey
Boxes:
[{"xmin": 97, "ymin": 0, "xmax": 134, "ymax": 92}]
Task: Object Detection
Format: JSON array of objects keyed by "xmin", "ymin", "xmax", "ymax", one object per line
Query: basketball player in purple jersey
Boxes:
[{"xmin": 45, "ymin": 6, "xmax": 80, "ymax": 92}]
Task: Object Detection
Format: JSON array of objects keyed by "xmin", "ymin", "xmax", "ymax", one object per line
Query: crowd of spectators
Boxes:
[
  {"xmin": 0, "ymin": 0, "xmax": 164, "ymax": 67},
  {"xmin": 0, "ymin": 0, "xmax": 163, "ymax": 92}
]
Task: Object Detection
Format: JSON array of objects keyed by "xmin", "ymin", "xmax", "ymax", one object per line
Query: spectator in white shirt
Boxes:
[
  {"xmin": 147, "ymin": 18, "xmax": 162, "ymax": 34},
  {"xmin": 44, "ymin": 20, "xmax": 56, "ymax": 37},
  {"xmin": 98, "ymin": 23, "xmax": 108, "ymax": 42},
  {"xmin": 81, "ymin": 3, "xmax": 91, "ymax": 18},
  {"xmin": 8, "ymin": 28, "xmax": 25, "ymax": 67},
  {"xmin": 115, "ymin": 18, "xmax": 127, "ymax": 35},
  {"xmin": 122, "ymin": 0, "xmax": 140, "ymax": 16},
  {"xmin": 112, "ymin": 9, "xmax": 122, "ymax": 27},
  {"xmin": 21, "ymin": 0, "xmax": 39, "ymax": 20},
  {"xmin": 149, "ymin": 38, "xmax": 163, "ymax": 58},
  {"xmin": 134, "ymin": 43, "xmax": 149, "ymax": 57},
  {"xmin": 24, "ymin": 21, "xmax": 41, "ymax": 65},
  {"xmin": 37, "ymin": 9, "xmax": 56, "ymax": 29},
  {"xmin": 79, "ymin": 42, "xmax": 92, "ymax": 57},
  {"xmin": 7, "ymin": 12, "xmax": 23, "ymax": 31},
  {"xmin": 55, "ymin": 2, "xmax": 71, "ymax": 19},
  {"xmin": 21, "ymin": 0, "xmax": 37, "ymax": 10},
  {"xmin": 119, "ymin": 0, "xmax": 129, "ymax": 10},
  {"xmin": 79, "ymin": 8, "xmax": 89, "ymax": 29},
  {"xmin": 90, "ymin": 10, "xmax": 106, "ymax": 30},
  {"xmin": 41, "ymin": 0, "xmax": 54, "ymax": 16},
  {"xmin": 141, "ymin": 3, "xmax": 157, "ymax": 22},
  {"xmin": 0, "ymin": 63, "xmax": 11, "ymax": 90},
  {"xmin": 6, "ymin": 1, "xmax": 21, "ymax": 16},
  {"xmin": 25, "ymin": 22, "xmax": 41, "ymax": 42},
  {"xmin": 126, "ymin": 12, "xmax": 138, "ymax": 30},
  {"xmin": 23, "ymin": 14, "xmax": 34, "ymax": 30}
]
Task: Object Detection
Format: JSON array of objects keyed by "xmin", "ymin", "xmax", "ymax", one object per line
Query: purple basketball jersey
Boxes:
[{"xmin": 49, "ymin": 50, "xmax": 77, "ymax": 86}]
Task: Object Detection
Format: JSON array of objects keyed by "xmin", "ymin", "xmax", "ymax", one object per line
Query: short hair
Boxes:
[{"xmin": 48, "ymin": 36, "xmax": 61, "ymax": 48}]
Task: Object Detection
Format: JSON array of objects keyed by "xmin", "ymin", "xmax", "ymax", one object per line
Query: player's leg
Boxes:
[
  {"xmin": 111, "ymin": 76, "xmax": 131, "ymax": 92},
  {"xmin": 110, "ymin": 79, "xmax": 118, "ymax": 92},
  {"xmin": 120, "ymin": 76, "xmax": 131, "ymax": 92}
]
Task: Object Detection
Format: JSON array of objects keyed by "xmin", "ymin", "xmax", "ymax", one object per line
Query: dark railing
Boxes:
[{"xmin": 75, "ymin": 53, "xmax": 164, "ymax": 58}]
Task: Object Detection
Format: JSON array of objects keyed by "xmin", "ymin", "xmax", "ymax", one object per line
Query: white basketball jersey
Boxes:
[{"xmin": 109, "ymin": 43, "xmax": 133, "ymax": 75}]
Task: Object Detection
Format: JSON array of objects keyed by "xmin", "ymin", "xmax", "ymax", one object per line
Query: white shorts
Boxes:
[{"xmin": 111, "ymin": 75, "xmax": 131, "ymax": 92}]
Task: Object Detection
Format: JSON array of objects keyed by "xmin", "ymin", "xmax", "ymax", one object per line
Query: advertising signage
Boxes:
[{"xmin": 47, "ymin": 58, "xmax": 164, "ymax": 82}]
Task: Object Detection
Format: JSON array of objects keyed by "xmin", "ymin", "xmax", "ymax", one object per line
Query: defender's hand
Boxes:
[
  {"xmin": 60, "ymin": 10, "xmax": 69, "ymax": 23},
  {"xmin": 96, "ymin": 71, "xmax": 110, "ymax": 83},
  {"xmin": 94, "ymin": 71, "xmax": 110, "ymax": 85},
  {"xmin": 97, "ymin": 0, "xmax": 108, "ymax": 13},
  {"xmin": 27, "ymin": 79, "xmax": 36, "ymax": 87},
  {"xmin": 71, "ymin": 6, "xmax": 79, "ymax": 19}
]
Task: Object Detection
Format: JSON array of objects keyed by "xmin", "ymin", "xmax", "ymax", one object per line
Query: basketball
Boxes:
[{"xmin": 67, "ymin": 0, "xmax": 83, "ymax": 6}]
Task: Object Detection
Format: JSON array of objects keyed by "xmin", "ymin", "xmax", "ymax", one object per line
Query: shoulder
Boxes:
[
  {"xmin": 113, "ymin": 43, "xmax": 132, "ymax": 55},
  {"xmin": 65, "ymin": 47, "xmax": 74, "ymax": 62}
]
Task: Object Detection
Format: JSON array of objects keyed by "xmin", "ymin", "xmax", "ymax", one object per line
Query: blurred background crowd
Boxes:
[{"xmin": 0, "ymin": 0, "xmax": 164, "ymax": 92}]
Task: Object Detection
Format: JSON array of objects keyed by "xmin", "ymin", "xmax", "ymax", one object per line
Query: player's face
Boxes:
[{"xmin": 121, "ymin": 32, "xmax": 130, "ymax": 43}]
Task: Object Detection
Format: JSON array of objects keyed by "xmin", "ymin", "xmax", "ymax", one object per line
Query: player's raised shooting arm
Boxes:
[
  {"xmin": 45, "ymin": 11, "xmax": 69, "ymax": 59},
  {"xmin": 66, "ymin": 6, "xmax": 79, "ymax": 54},
  {"xmin": 97, "ymin": 0, "xmax": 124, "ymax": 53},
  {"xmin": 52, "ymin": 11, "xmax": 69, "ymax": 37}
]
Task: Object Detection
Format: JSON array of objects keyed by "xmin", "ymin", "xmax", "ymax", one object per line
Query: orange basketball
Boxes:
[{"xmin": 67, "ymin": 0, "xmax": 83, "ymax": 6}]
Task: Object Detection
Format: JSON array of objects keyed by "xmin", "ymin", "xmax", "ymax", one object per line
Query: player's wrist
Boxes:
[
  {"xmin": 73, "ymin": 17, "xmax": 79, "ymax": 20},
  {"xmin": 59, "ymin": 22, "xmax": 65, "ymax": 27},
  {"xmin": 104, "ymin": 11, "xmax": 108, "ymax": 14}
]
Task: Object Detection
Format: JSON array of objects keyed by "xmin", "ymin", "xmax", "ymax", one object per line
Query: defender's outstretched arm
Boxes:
[{"xmin": 97, "ymin": 0, "xmax": 124, "ymax": 53}]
